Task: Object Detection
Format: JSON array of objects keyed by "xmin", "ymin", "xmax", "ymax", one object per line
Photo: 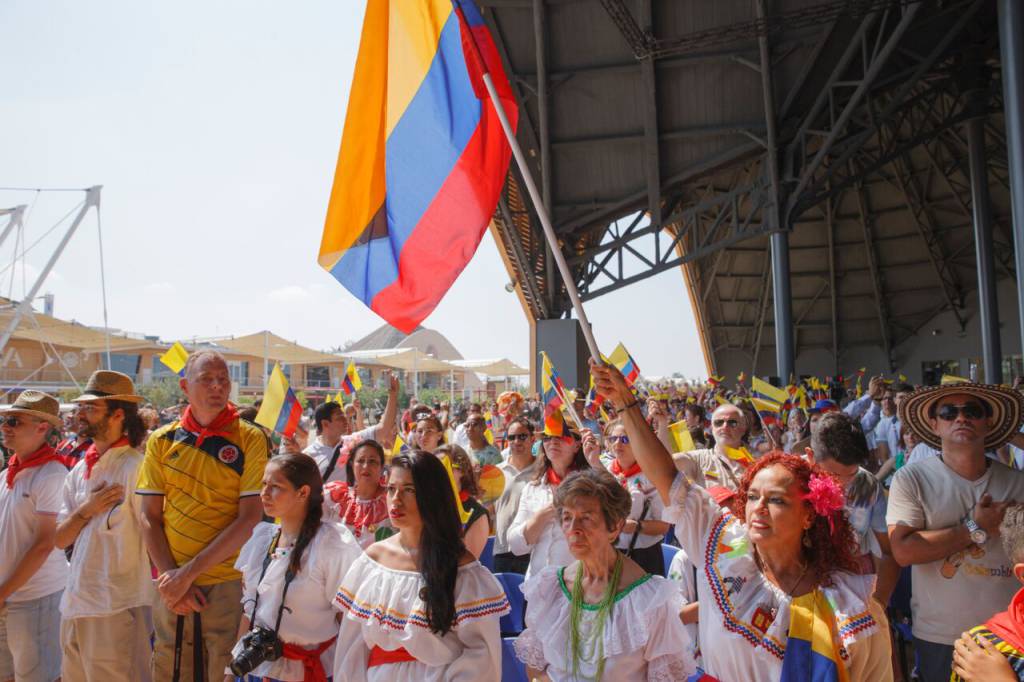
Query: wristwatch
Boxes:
[{"xmin": 965, "ymin": 515, "xmax": 988, "ymax": 545}]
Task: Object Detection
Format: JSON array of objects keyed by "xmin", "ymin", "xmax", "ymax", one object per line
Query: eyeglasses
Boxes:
[
  {"xmin": 507, "ymin": 433, "xmax": 531, "ymax": 442},
  {"xmin": 607, "ymin": 435, "xmax": 630, "ymax": 445},
  {"xmin": 76, "ymin": 403, "xmax": 106, "ymax": 414},
  {"xmin": 936, "ymin": 403, "xmax": 986, "ymax": 421},
  {"xmin": 712, "ymin": 419, "xmax": 739, "ymax": 428}
]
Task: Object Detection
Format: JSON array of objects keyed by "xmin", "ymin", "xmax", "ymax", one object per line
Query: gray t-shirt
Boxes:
[{"xmin": 887, "ymin": 456, "xmax": 1024, "ymax": 644}]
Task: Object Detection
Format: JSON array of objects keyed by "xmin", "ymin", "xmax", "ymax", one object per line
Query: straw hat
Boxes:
[
  {"xmin": 2, "ymin": 390, "xmax": 63, "ymax": 427},
  {"xmin": 899, "ymin": 382, "xmax": 1024, "ymax": 451},
  {"xmin": 73, "ymin": 370, "xmax": 143, "ymax": 403}
]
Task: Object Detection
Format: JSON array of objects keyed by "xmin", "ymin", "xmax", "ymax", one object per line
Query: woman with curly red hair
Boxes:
[{"xmin": 592, "ymin": 362, "xmax": 893, "ymax": 681}]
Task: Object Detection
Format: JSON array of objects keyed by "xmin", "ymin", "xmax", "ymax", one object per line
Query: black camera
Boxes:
[{"xmin": 228, "ymin": 626, "xmax": 282, "ymax": 676}]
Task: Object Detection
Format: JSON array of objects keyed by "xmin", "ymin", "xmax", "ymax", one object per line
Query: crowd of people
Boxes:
[{"xmin": 1, "ymin": 349, "xmax": 1024, "ymax": 681}]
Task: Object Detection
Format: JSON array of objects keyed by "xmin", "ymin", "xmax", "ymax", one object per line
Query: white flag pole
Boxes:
[{"xmin": 455, "ymin": 3, "xmax": 602, "ymax": 364}]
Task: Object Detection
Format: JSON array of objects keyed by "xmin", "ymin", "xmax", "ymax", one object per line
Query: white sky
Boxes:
[{"xmin": 1, "ymin": 0, "xmax": 705, "ymax": 378}]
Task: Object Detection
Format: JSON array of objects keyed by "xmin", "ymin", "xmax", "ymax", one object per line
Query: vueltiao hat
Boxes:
[
  {"xmin": 73, "ymin": 370, "xmax": 143, "ymax": 403},
  {"xmin": 899, "ymin": 382, "xmax": 1024, "ymax": 451},
  {"xmin": 2, "ymin": 390, "xmax": 63, "ymax": 426}
]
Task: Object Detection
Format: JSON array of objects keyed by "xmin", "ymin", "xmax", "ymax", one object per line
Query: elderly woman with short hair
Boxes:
[{"xmin": 513, "ymin": 468, "xmax": 695, "ymax": 681}]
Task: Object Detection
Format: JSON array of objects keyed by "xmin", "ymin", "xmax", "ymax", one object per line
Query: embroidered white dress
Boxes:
[
  {"xmin": 663, "ymin": 473, "xmax": 893, "ymax": 682},
  {"xmin": 514, "ymin": 565, "xmax": 696, "ymax": 681},
  {"xmin": 233, "ymin": 521, "xmax": 362, "ymax": 681},
  {"xmin": 332, "ymin": 553, "xmax": 509, "ymax": 682}
]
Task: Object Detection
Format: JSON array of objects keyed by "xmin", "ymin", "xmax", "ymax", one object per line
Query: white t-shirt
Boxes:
[
  {"xmin": 234, "ymin": 521, "xmax": 362, "ymax": 681},
  {"xmin": 887, "ymin": 456, "xmax": 1024, "ymax": 644},
  {"xmin": 0, "ymin": 460, "xmax": 68, "ymax": 602},
  {"xmin": 306, "ymin": 425, "xmax": 378, "ymax": 484},
  {"xmin": 59, "ymin": 445, "xmax": 154, "ymax": 618}
]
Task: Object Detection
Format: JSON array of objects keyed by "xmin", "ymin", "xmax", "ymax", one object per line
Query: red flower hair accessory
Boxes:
[{"xmin": 804, "ymin": 473, "xmax": 845, "ymax": 533}]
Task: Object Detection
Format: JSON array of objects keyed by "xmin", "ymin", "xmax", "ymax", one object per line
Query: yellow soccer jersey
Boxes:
[{"xmin": 137, "ymin": 418, "xmax": 268, "ymax": 585}]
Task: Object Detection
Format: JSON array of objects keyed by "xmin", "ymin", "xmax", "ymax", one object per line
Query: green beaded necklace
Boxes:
[{"xmin": 567, "ymin": 553, "xmax": 623, "ymax": 682}]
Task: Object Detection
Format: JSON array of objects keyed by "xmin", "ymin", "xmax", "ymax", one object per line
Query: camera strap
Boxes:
[
  {"xmin": 626, "ymin": 498, "xmax": 651, "ymax": 557},
  {"xmin": 171, "ymin": 611, "xmax": 205, "ymax": 682},
  {"xmin": 249, "ymin": 528, "xmax": 298, "ymax": 634},
  {"xmin": 322, "ymin": 444, "xmax": 344, "ymax": 484}
]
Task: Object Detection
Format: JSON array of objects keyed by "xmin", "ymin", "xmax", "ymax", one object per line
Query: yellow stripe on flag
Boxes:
[
  {"xmin": 942, "ymin": 374, "xmax": 968, "ymax": 385},
  {"xmin": 752, "ymin": 376, "xmax": 788, "ymax": 404}
]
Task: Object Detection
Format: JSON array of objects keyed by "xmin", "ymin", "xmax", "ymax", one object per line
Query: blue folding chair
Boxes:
[
  {"xmin": 662, "ymin": 543, "xmax": 680, "ymax": 577},
  {"xmin": 480, "ymin": 535, "xmax": 495, "ymax": 571},
  {"xmin": 494, "ymin": 572, "xmax": 526, "ymax": 635},
  {"xmin": 502, "ymin": 636, "xmax": 528, "ymax": 682}
]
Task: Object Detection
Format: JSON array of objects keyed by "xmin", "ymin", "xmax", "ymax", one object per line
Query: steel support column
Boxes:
[
  {"xmin": 757, "ymin": 0, "xmax": 794, "ymax": 380},
  {"xmin": 999, "ymin": 0, "xmax": 1024, "ymax": 358},
  {"xmin": 967, "ymin": 107, "xmax": 1003, "ymax": 383},
  {"xmin": 770, "ymin": 232, "xmax": 794, "ymax": 380}
]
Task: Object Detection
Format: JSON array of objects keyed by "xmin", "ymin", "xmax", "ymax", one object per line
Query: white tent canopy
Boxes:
[
  {"xmin": 339, "ymin": 347, "xmax": 455, "ymax": 372},
  {"xmin": 448, "ymin": 358, "xmax": 529, "ymax": 376}
]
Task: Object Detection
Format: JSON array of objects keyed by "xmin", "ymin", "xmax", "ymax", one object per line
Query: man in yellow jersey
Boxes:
[{"xmin": 137, "ymin": 350, "xmax": 267, "ymax": 680}]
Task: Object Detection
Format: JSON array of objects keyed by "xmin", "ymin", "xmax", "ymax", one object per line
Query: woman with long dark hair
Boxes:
[
  {"xmin": 507, "ymin": 430, "xmax": 589, "ymax": 578},
  {"xmin": 592, "ymin": 362, "xmax": 894, "ymax": 681},
  {"xmin": 229, "ymin": 453, "xmax": 362, "ymax": 682},
  {"xmin": 322, "ymin": 440, "xmax": 391, "ymax": 548},
  {"xmin": 333, "ymin": 451, "xmax": 508, "ymax": 681}
]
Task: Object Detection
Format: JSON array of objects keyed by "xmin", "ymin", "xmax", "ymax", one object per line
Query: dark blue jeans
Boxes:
[{"xmin": 914, "ymin": 637, "xmax": 954, "ymax": 682}]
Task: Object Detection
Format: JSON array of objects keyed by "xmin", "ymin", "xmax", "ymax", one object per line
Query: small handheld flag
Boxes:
[
  {"xmin": 159, "ymin": 342, "xmax": 189, "ymax": 377},
  {"xmin": 255, "ymin": 364, "xmax": 303, "ymax": 438},
  {"xmin": 752, "ymin": 376, "xmax": 788, "ymax": 405},
  {"xmin": 668, "ymin": 420, "xmax": 695, "ymax": 454},
  {"xmin": 942, "ymin": 374, "xmax": 969, "ymax": 385},
  {"xmin": 342, "ymin": 361, "xmax": 362, "ymax": 395},
  {"xmin": 607, "ymin": 343, "xmax": 641, "ymax": 385},
  {"xmin": 540, "ymin": 351, "xmax": 567, "ymax": 437},
  {"xmin": 751, "ymin": 397, "xmax": 782, "ymax": 427}
]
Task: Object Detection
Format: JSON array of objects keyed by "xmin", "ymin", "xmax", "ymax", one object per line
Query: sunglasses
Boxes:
[
  {"xmin": 935, "ymin": 403, "xmax": 986, "ymax": 421},
  {"xmin": 507, "ymin": 433, "xmax": 531, "ymax": 442},
  {"xmin": 607, "ymin": 435, "xmax": 630, "ymax": 445},
  {"xmin": 712, "ymin": 419, "xmax": 739, "ymax": 428}
]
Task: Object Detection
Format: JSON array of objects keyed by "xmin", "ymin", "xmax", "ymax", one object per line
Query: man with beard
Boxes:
[{"xmin": 54, "ymin": 371, "xmax": 153, "ymax": 682}]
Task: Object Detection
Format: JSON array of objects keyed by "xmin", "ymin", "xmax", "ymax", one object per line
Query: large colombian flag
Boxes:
[
  {"xmin": 780, "ymin": 590, "xmax": 850, "ymax": 682},
  {"xmin": 318, "ymin": 0, "xmax": 518, "ymax": 333}
]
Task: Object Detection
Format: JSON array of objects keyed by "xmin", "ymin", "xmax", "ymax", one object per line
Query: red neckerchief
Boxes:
[
  {"xmin": 6, "ymin": 443, "xmax": 61, "ymax": 489},
  {"xmin": 281, "ymin": 636, "xmax": 336, "ymax": 682},
  {"xmin": 546, "ymin": 467, "xmax": 564, "ymax": 487},
  {"xmin": 459, "ymin": 489, "xmax": 470, "ymax": 503},
  {"xmin": 987, "ymin": 586, "xmax": 1024, "ymax": 651},
  {"xmin": 84, "ymin": 436, "xmax": 129, "ymax": 480},
  {"xmin": 180, "ymin": 404, "xmax": 238, "ymax": 447},
  {"xmin": 609, "ymin": 458, "xmax": 642, "ymax": 483}
]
